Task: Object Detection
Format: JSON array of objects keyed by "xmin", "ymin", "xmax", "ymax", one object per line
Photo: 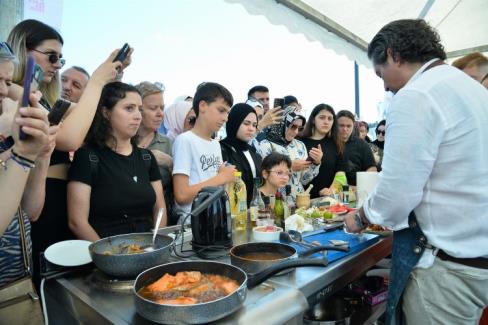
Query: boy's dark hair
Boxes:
[
  {"xmin": 86, "ymin": 82, "xmax": 141, "ymax": 149},
  {"xmin": 368, "ymin": 19, "xmax": 446, "ymax": 65},
  {"xmin": 192, "ymin": 82, "xmax": 233, "ymax": 117},
  {"xmin": 260, "ymin": 152, "xmax": 292, "ymax": 184},
  {"xmin": 247, "ymin": 85, "xmax": 269, "ymax": 98}
]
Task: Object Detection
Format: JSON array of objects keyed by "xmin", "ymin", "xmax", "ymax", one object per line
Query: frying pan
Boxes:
[
  {"xmin": 89, "ymin": 232, "xmax": 174, "ymax": 278},
  {"xmin": 134, "ymin": 259, "xmax": 327, "ymax": 324},
  {"xmin": 230, "ymin": 242, "xmax": 349, "ymax": 274}
]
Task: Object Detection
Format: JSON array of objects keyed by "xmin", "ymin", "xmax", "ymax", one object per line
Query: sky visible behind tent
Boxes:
[{"xmin": 59, "ymin": 0, "xmax": 386, "ymax": 122}]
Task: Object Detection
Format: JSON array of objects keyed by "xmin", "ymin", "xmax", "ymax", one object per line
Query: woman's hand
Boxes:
[
  {"xmin": 90, "ymin": 50, "xmax": 124, "ymax": 85},
  {"xmin": 11, "ymin": 95, "xmax": 49, "ymax": 161},
  {"xmin": 319, "ymin": 187, "xmax": 334, "ymax": 196},
  {"xmin": 37, "ymin": 124, "xmax": 60, "ymax": 160},
  {"xmin": 0, "ymin": 98, "xmax": 17, "ymax": 138},
  {"xmin": 151, "ymin": 149, "xmax": 173, "ymax": 169},
  {"xmin": 292, "ymin": 159, "xmax": 311, "ymax": 172},
  {"xmin": 308, "ymin": 144, "xmax": 323, "ymax": 165}
]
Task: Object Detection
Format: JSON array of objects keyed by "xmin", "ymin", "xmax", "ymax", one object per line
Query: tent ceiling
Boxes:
[{"xmin": 227, "ymin": 0, "xmax": 488, "ymax": 63}]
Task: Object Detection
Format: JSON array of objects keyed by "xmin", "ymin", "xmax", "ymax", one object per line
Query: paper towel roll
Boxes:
[{"xmin": 356, "ymin": 172, "xmax": 379, "ymax": 206}]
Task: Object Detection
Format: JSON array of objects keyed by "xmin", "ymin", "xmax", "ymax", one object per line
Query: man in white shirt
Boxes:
[
  {"xmin": 344, "ymin": 19, "xmax": 488, "ymax": 324},
  {"xmin": 172, "ymin": 82, "xmax": 236, "ymax": 223}
]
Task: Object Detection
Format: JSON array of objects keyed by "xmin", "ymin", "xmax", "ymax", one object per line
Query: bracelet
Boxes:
[
  {"xmin": 11, "ymin": 149, "xmax": 36, "ymax": 164},
  {"xmin": 10, "ymin": 154, "xmax": 35, "ymax": 170}
]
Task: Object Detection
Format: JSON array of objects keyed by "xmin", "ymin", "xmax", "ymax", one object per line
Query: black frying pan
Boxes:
[{"xmin": 230, "ymin": 242, "xmax": 349, "ymax": 274}]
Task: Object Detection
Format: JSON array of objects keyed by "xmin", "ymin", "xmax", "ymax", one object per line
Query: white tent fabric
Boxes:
[{"xmin": 226, "ymin": 0, "xmax": 488, "ymax": 64}]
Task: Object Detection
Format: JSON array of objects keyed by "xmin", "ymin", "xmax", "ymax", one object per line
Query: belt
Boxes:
[
  {"xmin": 46, "ymin": 163, "xmax": 69, "ymax": 180},
  {"xmin": 437, "ymin": 250, "xmax": 488, "ymax": 269}
]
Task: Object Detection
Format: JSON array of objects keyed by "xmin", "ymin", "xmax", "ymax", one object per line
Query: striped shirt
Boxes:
[{"xmin": 0, "ymin": 211, "xmax": 32, "ymax": 287}]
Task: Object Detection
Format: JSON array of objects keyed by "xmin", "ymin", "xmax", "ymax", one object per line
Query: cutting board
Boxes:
[{"xmin": 280, "ymin": 229, "xmax": 380, "ymax": 264}]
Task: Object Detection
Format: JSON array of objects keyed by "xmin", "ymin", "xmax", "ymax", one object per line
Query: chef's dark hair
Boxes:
[{"xmin": 368, "ymin": 19, "xmax": 446, "ymax": 65}]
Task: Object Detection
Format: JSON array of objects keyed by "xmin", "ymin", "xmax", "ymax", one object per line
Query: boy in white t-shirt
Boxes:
[{"xmin": 172, "ymin": 82, "xmax": 236, "ymax": 222}]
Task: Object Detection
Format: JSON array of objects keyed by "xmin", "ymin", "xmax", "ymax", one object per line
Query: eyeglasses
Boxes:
[
  {"xmin": 0, "ymin": 42, "xmax": 15, "ymax": 58},
  {"xmin": 269, "ymin": 170, "xmax": 292, "ymax": 177},
  {"xmin": 289, "ymin": 124, "xmax": 304, "ymax": 132},
  {"xmin": 187, "ymin": 116, "xmax": 196, "ymax": 126},
  {"xmin": 31, "ymin": 49, "xmax": 65, "ymax": 66},
  {"xmin": 377, "ymin": 130, "xmax": 385, "ymax": 135}
]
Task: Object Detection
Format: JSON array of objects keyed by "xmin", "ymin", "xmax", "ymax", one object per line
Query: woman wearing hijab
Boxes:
[
  {"xmin": 163, "ymin": 97, "xmax": 194, "ymax": 141},
  {"xmin": 220, "ymin": 103, "xmax": 262, "ymax": 206},
  {"xmin": 255, "ymin": 110, "xmax": 322, "ymax": 198}
]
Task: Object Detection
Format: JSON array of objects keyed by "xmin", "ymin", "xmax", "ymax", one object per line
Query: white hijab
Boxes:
[{"xmin": 164, "ymin": 98, "xmax": 193, "ymax": 141}]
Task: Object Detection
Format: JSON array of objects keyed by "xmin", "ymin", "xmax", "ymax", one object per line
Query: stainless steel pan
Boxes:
[{"xmin": 89, "ymin": 232, "xmax": 174, "ymax": 278}]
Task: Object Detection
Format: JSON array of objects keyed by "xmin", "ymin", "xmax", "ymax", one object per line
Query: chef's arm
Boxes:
[
  {"xmin": 362, "ymin": 91, "xmax": 443, "ymax": 230},
  {"xmin": 151, "ymin": 180, "xmax": 167, "ymax": 227},
  {"xmin": 67, "ymin": 181, "xmax": 100, "ymax": 242}
]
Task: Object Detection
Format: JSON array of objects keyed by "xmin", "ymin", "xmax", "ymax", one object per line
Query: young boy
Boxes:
[{"xmin": 172, "ymin": 82, "xmax": 236, "ymax": 223}]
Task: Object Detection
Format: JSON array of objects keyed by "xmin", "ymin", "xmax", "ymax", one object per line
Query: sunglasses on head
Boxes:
[
  {"xmin": 377, "ymin": 130, "xmax": 385, "ymax": 135},
  {"xmin": 32, "ymin": 49, "xmax": 65, "ymax": 66},
  {"xmin": 0, "ymin": 42, "xmax": 15, "ymax": 58}
]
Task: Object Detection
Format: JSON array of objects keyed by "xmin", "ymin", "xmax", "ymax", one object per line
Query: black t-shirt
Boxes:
[
  {"xmin": 68, "ymin": 144, "xmax": 161, "ymax": 238},
  {"xmin": 344, "ymin": 136, "xmax": 376, "ymax": 186},
  {"xmin": 301, "ymin": 136, "xmax": 346, "ymax": 198}
]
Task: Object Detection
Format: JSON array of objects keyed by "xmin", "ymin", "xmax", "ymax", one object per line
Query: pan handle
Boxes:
[
  {"xmin": 298, "ymin": 245, "xmax": 350, "ymax": 257},
  {"xmin": 247, "ymin": 258, "xmax": 327, "ymax": 289}
]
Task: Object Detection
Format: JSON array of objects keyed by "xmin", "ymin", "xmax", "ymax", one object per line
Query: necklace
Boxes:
[{"xmin": 111, "ymin": 145, "xmax": 139, "ymax": 183}]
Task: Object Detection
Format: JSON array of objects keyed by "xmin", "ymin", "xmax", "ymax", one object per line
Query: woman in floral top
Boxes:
[{"xmin": 255, "ymin": 111, "xmax": 322, "ymax": 199}]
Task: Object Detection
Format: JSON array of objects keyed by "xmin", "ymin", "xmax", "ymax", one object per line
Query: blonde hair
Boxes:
[
  {"xmin": 7, "ymin": 19, "xmax": 63, "ymax": 107},
  {"xmin": 134, "ymin": 81, "xmax": 163, "ymax": 99}
]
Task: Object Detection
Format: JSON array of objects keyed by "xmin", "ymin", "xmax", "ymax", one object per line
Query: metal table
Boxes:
[{"xmin": 44, "ymin": 235, "xmax": 392, "ymax": 324}]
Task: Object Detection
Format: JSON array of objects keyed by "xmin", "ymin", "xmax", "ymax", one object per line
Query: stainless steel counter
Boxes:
[{"xmin": 44, "ymin": 235, "xmax": 392, "ymax": 324}]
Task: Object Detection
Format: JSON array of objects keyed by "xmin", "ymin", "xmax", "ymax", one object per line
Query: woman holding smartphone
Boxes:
[
  {"xmin": 300, "ymin": 104, "xmax": 346, "ymax": 198},
  {"xmin": 67, "ymin": 82, "xmax": 166, "ymax": 240},
  {"xmin": 6, "ymin": 19, "xmax": 129, "ymax": 287}
]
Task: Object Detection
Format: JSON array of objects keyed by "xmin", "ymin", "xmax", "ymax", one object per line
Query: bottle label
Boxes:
[{"xmin": 249, "ymin": 206, "xmax": 258, "ymax": 221}]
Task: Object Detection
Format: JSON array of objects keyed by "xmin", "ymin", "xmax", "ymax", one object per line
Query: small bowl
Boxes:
[{"xmin": 252, "ymin": 226, "xmax": 283, "ymax": 242}]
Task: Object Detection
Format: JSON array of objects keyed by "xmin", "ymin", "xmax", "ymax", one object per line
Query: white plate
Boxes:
[{"xmin": 44, "ymin": 240, "xmax": 92, "ymax": 267}]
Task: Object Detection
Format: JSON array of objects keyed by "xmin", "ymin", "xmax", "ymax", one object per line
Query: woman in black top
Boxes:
[
  {"xmin": 300, "ymin": 104, "xmax": 346, "ymax": 198},
  {"xmin": 221, "ymin": 103, "xmax": 262, "ymax": 206},
  {"xmin": 68, "ymin": 82, "xmax": 167, "ymax": 240}
]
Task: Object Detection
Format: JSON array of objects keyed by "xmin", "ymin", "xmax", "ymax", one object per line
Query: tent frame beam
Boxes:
[
  {"xmin": 447, "ymin": 45, "xmax": 488, "ymax": 59},
  {"xmin": 276, "ymin": 0, "xmax": 368, "ymax": 52}
]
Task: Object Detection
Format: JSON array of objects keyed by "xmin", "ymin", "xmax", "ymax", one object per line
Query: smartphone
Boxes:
[
  {"xmin": 19, "ymin": 55, "xmax": 36, "ymax": 140},
  {"xmin": 273, "ymin": 98, "xmax": 285, "ymax": 109},
  {"xmin": 48, "ymin": 99, "xmax": 71, "ymax": 125},
  {"xmin": 113, "ymin": 43, "xmax": 130, "ymax": 66}
]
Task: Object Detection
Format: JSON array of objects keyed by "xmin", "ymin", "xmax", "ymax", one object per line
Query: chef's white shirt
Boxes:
[{"xmin": 363, "ymin": 59, "xmax": 488, "ymax": 268}]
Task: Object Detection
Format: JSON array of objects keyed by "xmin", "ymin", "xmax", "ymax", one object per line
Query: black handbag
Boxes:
[{"xmin": 0, "ymin": 208, "xmax": 44, "ymax": 324}]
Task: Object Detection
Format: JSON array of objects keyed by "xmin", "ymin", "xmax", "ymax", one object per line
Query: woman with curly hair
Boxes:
[{"xmin": 67, "ymin": 82, "xmax": 166, "ymax": 241}]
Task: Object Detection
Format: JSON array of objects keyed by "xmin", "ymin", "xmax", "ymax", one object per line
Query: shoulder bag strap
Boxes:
[{"xmin": 17, "ymin": 207, "xmax": 31, "ymax": 275}]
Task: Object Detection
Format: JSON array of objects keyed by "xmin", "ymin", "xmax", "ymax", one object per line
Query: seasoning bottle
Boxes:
[
  {"xmin": 274, "ymin": 192, "xmax": 285, "ymax": 229},
  {"xmin": 284, "ymin": 185, "xmax": 296, "ymax": 219},
  {"xmin": 228, "ymin": 171, "xmax": 247, "ymax": 231},
  {"xmin": 249, "ymin": 178, "xmax": 264, "ymax": 227},
  {"xmin": 257, "ymin": 196, "xmax": 272, "ymax": 226}
]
